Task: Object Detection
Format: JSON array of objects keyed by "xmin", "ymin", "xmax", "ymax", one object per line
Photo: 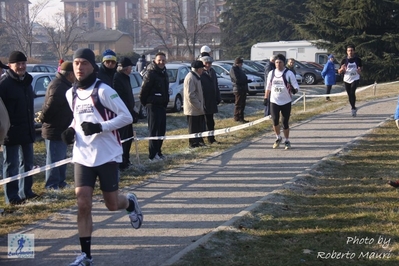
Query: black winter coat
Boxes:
[
  {"xmin": 98, "ymin": 63, "xmax": 117, "ymax": 87},
  {"xmin": 0, "ymin": 69, "xmax": 35, "ymax": 145},
  {"xmin": 230, "ymin": 65, "xmax": 249, "ymax": 93},
  {"xmin": 200, "ymin": 68, "xmax": 220, "ymax": 114},
  {"xmin": 140, "ymin": 62, "xmax": 169, "ymax": 108},
  {"xmin": 113, "ymin": 71, "xmax": 135, "ymax": 118},
  {"xmin": 39, "ymin": 73, "xmax": 73, "ymax": 140}
]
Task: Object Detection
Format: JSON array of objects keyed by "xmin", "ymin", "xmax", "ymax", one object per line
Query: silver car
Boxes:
[
  {"xmin": 165, "ymin": 63, "xmax": 190, "ymax": 112},
  {"xmin": 129, "ymin": 71, "xmax": 147, "ymax": 118},
  {"xmin": 32, "ymin": 72, "xmax": 56, "ymax": 128}
]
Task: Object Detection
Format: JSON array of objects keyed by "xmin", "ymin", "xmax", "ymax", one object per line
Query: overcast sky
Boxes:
[{"xmin": 30, "ymin": 0, "xmax": 64, "ymax": 24}]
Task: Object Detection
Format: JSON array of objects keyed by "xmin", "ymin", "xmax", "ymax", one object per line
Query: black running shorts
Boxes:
[{"xmin": 74, "ymin": 162, "xmax": 119, "ymax": 192}]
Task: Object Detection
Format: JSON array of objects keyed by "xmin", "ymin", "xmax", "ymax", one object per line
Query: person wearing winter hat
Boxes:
[
  {"xmin": 63, "ymin": 48, "xmax": 142, "ymax": 265},
  {"xmin": 321, "ymin": 54, "xmax": 336, "ymax": 101},
  {"xmin": 57, "ymin": 58, "xmax": 64, "ymax": 72},
  {"xmin": 39, "ymin": 61, "xmax": 75, "ymax": 190},
  {"xmin": 113, "ymin": 57, "xmax": 137, "ymax": 171},
  {"xmin": 0, "ymin": 51, "xmax": 38, "ymax": 205},
  {"xmin": 98, "ymin": 48, "xmax": 117, "ymax": 87},
  {"xmin": 200, "ymin": 55, "xmax": 221, "ymax": 145},
  {"xmin": 183, "ymin": 60, "xmax": 206, "ymax": 148}
]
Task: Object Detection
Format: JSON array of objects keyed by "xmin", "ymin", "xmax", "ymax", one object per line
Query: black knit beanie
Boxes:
[
  {"xmin": 9, "ymin": 51, "xmax": 27, "ymax": 63},
  {"xmin": 73, "ymin": 48, "xmax": 97, "ymax": 69}
]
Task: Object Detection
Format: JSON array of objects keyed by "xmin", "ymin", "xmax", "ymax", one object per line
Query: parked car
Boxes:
[
  {"xmin": 129, "ymin": 71, "xmax": 147, "ymax": 119},
  {"xmin": 216, "ymin": 60, "xmax": 264, "ymax": 80},
  {"xmin": 32, "ymin": 73, "xmax": 56, "ymax": 113},
  {"xmin": 165, "ymin": 63, "xmax": 190, "ymax": 112},
  {"xmin": 302, "ymin": 61, "xmax": 342, "ymax": 83},
  {"xmin": 292, "ymin": 60, "xmax": 322, "ymax": 85},
  {"xmin": 212, "ymin": 62, "xmax": 264, "ymax": 95},
  {"xmin": 32, "ymin": 72, "xmax": 56, "ymax": 128},
  {"xmin": 27, "ymin": 64, "xmax": 57, "ymax": 73},
  {"xmin": 217, "ymin": 74, "xmax": 235, "ymax": 103}
]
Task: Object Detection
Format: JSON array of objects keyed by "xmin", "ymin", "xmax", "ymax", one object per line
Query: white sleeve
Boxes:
[
  {"xmin": 98, "ymin": 86, "xmax": 133, "ymax": 132},
  {"xmin": 287, "ymin": 71, "xmax": 299, "ymax": 90},
  {"xmin": 266, "ymin": 71, "xmax": 273, "ymax": 91}
]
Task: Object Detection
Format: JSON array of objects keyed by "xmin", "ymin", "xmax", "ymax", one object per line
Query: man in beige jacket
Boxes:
[{"xmin": 183, "ymin": 60, "xmax": 205, "ymax": 148}]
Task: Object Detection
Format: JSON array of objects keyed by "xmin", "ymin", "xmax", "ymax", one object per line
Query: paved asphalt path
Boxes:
[{"xmin": 0, "ymin": 96, "xmax": 397, "ymax": 266}]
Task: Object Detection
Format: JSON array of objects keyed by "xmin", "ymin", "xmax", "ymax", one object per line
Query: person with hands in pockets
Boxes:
[
  {"xmin": 61, "ymin": 48, "xmax": 143, "ymax": 266},
  {"xmin": 264, "ymin": 53, "xmax": 299, "ymax": 150}
]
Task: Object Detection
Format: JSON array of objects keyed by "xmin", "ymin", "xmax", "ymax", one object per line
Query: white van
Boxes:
[{"xmin": 251, "ymin": 40, "xmax": 329, "ymax": 65}]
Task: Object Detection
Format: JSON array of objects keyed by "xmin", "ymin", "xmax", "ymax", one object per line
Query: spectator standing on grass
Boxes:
[
  {"xmin": 265, "ymin": 53, "xmax": 299, "ymax": 150},
  {"xmin": 200, "ymin": 55, "xmax": 221, "ymax": 144},
  {"xmin": 321, "ymin": 54, "xmax": 336, "ymax": 101},
  {"xmin": 39, "ymin": 61, "xmax": 75, "ymax": 190},
  {"xmin": 62, "ymin": 48, "xmax": 142, "ymax": 266},
  {"xmin": 0, "ymin": 51, "xmax": 38, "ymax": 205},
  {"xmin": 338, "ymin": 44, "xmax": 362, "ymax": 117},
  {"xmin": 140, "ymin": 52, "xmax": 169, "ymax": 161},
  {"xmin": 97, "ymin": 49, "xmax": 117, "ymax": 87},
  {"xmin": 113, "ymin": 57, "xmax": 137, "ymax": 171},
  {"xmin": 230, "ymin": 57, "xmax": 250, "ymax": 123},
  {"xmin": 184, "ymin": 60, "xmax": 206, "ymax": 148}
]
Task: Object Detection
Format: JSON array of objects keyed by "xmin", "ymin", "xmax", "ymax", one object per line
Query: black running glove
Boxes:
[
  {"xmin": 263, "ymin": 98, "xmax": 269, "ymax": 106},
  {"xmin": 291, "ymin": 88, "xmax": 298, "ymax": 95},
  {"xmin": 81, "ymin": 122, "xmax": 102, "ymax": 136},
  {"xmin": 61, "ymin": 127, "xmax": 76, "ymax": 144}
]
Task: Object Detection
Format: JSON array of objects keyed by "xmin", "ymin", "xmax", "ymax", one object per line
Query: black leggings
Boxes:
[
  {"xmin": 344, "ymin": 80, "xmax": 359, "ymax": 109},
  {"xmin": 270, "ymin": 102, "xmax": 291, "ymax": 129}
]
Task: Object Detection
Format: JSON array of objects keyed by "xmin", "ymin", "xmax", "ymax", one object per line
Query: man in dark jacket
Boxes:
[
  {"xmin": 139, "ymin": 52, "xmax": 169, "ymax": 161},
  {"xmin": 39, "ymin": 61, "xmax": 75, "ymax": 189},
  {"xmin": 113, "ymin": 57, "xmax": 136, "ymax": 170},
  {"xmin": 200, "ymin": 55, "xmax": 221, "ymax": 144},
  {"xmin": 0, "ymin": 51, "xmax": 38, "ymax": 204},
  {"xmin": 230, "ymin": 57, "xmax": 250, "ymax": 123},
  {"xmin": 97, "ymin": 49, "xmax": 117, "ymax": 87}
]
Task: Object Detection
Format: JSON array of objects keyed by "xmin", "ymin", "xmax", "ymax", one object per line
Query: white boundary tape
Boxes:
[{"xmin": 2, "ymin": 81, "xmax": 398, "ymax": 186}]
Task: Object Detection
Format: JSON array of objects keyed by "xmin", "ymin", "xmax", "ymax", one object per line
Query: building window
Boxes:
[
  {"xmin": 95, "ymin": 12, "xmax": 100, "ymax": 18},
  {"xmin": 71, "ymin": 44, "xmax": 78, "ymax": 51},
  {"xmin": 88, "ymin": 44, "xmax": 94, "ymax": 50},
  {"xmin": 95, "ymin": 2, "xmax": 99, "ymax": 8},
  {"xmin": 81, "ymin": 2, "xmax": 86, "ymax": 8}
]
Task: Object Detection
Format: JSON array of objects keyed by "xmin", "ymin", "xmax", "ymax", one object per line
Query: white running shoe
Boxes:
[
  {"xmin": 273, "ymin": 136, "xmax": 282, "ymax": 149},
  {"xmin": 69, "ymin": 252, "xmax": 93, "ymax": 266},
  {"xmin": 127, "ymin": 193, "xmax": 143, "ymax": 229}
]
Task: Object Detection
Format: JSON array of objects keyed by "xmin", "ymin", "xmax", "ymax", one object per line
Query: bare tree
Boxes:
[
  {"xmin": 142, "ymin": 0, "xmax": 218, "ymax": 60},
  {"xmin": 0, "ymin": 0, "xmax": 50, "ymax": 57},
  {"xmin": 41, "ymin": 11, "xmax": 85, "ymax": 60}
]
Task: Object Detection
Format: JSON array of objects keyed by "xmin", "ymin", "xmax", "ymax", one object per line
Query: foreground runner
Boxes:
[{"xmin": 62, "ymin": 48, "xmax": 143, "ymax": 266}]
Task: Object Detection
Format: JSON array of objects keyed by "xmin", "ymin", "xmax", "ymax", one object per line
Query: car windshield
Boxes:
[
  {"xmin": 26, "ymin": 66, "xmax": 33, "ymax": 72},
  {"xmin": 166, "ymin": 69, "xmax": 178, "ymax": 83},
  {"xmin": 218, "ymin": 64, "xmax": 232, "ymax": 71}
]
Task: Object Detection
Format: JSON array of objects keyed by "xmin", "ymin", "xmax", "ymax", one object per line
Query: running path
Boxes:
[{"xmin": 0, "ymin": 97, "xmax": 396, "ymax": 266}]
